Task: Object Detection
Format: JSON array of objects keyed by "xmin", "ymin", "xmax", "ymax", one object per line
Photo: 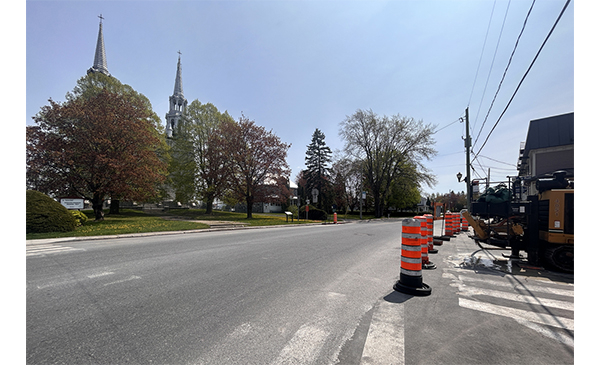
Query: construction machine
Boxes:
[{"xmin": 461, "ymin": 171, "xmax": 574, "ymax": 272}]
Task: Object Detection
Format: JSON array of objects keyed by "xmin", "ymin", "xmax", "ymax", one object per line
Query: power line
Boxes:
[
  {"xmin": 472, "ymin": 0, "xmax": 512, "ymax": 135},
  {"xmin": 432, "ymin": 117, "xmax": 462, "ymax": 134},
  {"xmin": 473, "ymin": 0, "xmax": 572, "ymax": 159},
  {"xmin": 473, "ymin": 0, "xmax": 536, "ymax": 150},
  {"xmin": 478, "ymin": 154, "xmax": 517, "ymax": 167},
  {"xmin": 468, "ymin": 0, "xmax": 497, "ymax": 107}
]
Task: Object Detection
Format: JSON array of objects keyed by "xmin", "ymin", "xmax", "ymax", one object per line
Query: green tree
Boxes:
[
  {"xmin": 27, "ymin": 73, "xmax": 168, "ymax": 221},
  {"xmin": 339, "ymin": 109, "xmax": 437, "ymax": 218},
  {"xmin": 304, "ymin": 129, "xmax": 333, "ymax": 210},
  {"xmin": 385, "ymin": 162, "xmax": 424, "ymax": 211},
  {"xmin": 68, "ymin": 72, "xmax": 169, "ymax": 214},
  {"xmin": 169, "ymin": 100, "xmax": 234, "ymax": 214}
]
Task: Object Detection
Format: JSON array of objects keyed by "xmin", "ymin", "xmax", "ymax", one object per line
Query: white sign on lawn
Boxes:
[{"xmin": 60, "ymin": 198, "xmax": 84, "ymax": 210}]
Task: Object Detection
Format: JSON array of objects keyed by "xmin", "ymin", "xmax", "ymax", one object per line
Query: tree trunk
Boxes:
[
  {"xmin": 92, "ymin": 192, "xmax": 105, "ymax": 221},
  {"xmin": 246, "ymin": 195, "xmax": 253, "ymax": 219},
  {"xmin": 205, "ymin": 195, "xmax": 214, "ymax": 215},
  {"xmin": 373, "ymin": 192, "xmax": 383, "ymax": 218},
  {"xmin": 109, "ymin": 199, "xmax": 120, "ymax": 215}
]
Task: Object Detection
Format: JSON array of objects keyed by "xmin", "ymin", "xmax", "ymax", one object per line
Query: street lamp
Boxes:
[{"xmin": 456, "ymin": 172, "xmax": 463, "ymax": 182}]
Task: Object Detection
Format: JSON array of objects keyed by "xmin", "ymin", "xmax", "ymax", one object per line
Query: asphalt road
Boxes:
[{"xmin": 26, "ymin": 220, "xmax": 575, "ymax": 364}]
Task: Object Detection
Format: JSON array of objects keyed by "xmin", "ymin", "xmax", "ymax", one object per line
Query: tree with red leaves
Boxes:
[
  {"xmin": 213, "ymin": 115, "xmax": 291, "ymax": 219},
  {"xmin": 27, "ymin": 78, "xmax": 168, "ymax": 221}
]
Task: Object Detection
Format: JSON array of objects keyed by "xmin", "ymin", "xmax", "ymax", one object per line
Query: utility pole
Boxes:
[{"xmin": 464, "ymin": 107, "xmax": 472, "ymax": 210}]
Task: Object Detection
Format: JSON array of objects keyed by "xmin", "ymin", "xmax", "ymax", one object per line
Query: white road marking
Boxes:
[
  {"xmin": 360, "ymin": 300, "xmax": 404, "ymax": 365},
  {"xmin": 514, "ymin": 316, "xmax": 574, "ymax": 347},
  {"xmin": 443, "ymin": 271, "xmax": 574, "ymax": 297},
  {"xmin": 452, "ymin": 283, "xmax": 574, "ymax": 311},
  {"xmin": 26, "ymin": 244, "xmax": 84, "ymax": 256},
  {"xmin": 459, "ymin": 298, "xmax": 574, "ymax": 331},
  {"xmin": 270, "ymin": 323, "xmax": 329, "ymax": 365},
  {"xmin": 87, "ymin": 271, "xmax": 115, "ymax": 279},
  {"xmin": 102, "ymin": 275, "xmax": 141, "ymax": 287}
]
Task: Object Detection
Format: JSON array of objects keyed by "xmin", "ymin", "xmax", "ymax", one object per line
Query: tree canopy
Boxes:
[
  {"xmin": 339, "ymin": 109, "xmax": 437, "ymax": 217},
  {"xmin": 214, "ymin": 114, "xmax": 291, "ymax": 218},
  {"xmin": 304, "ymin": 128, "xmax": 333, "ymax": 210},
  {"xmin": 169, "ymin": 100, "xmax": 234, "ymax": 213},
  {"xmin": 26, "ymin": 73, "xmax": 169, "ymax": 220}
]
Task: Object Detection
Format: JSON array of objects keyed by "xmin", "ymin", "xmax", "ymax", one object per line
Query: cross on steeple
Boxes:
[
  {"xmin": 87, "ymin": 14, "xmax": 110, "ymax": 76},
  {"xmin": 177, "ymin": 50, "xmax": 182, "ymax": 57}
]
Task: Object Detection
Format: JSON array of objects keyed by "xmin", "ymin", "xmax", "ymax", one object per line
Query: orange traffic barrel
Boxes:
[
  {"xmin": 424, "ymin": 214, "xmax": 438, "ymax": 254},
  {"xmin": 394, "ymin": 218, "xmax": 432, "ymax": 296},
  {"xmin": 452, "ymin": 213, "xmax": 460, "ymax": 235},
  {"xmin": 444, "ymin": 212, "xmax": 454, "ymax": 237},
  {"xmin": 461, "ymin": 211, "xmax": 468, "ymax": 231},
  {"xmin": 415, "ymin": 216, "xmax": 436, "ymax": 270}
]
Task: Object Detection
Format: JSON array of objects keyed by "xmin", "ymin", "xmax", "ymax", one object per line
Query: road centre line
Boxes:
[{"xmin": 459, "ymin": 298, "xmax": 574, "ymax": 331}]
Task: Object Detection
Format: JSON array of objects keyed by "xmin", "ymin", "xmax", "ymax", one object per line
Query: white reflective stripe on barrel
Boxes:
[{"xmin": 401, "ymin": 268, "xmax": 422, "ymax": 276}]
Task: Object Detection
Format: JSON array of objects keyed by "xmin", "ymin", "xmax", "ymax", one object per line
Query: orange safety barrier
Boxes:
[
  {"xmin": 394, "ymin": 218, "xmax": 432, "ymax": 296},
  {"xmin": 444, "ymin": 212, "xmax": 453, "ymax": 236},
  {"xmin": 424, "ymin": 214, "xmax": 437, "ymax": 254},
  {"xmin": 453, "ymin": 212, "xmax": 460, "ymax": 234},
  {"xmin": 415, "ymin": 216, "xmax": 436, "ymax": 270}
]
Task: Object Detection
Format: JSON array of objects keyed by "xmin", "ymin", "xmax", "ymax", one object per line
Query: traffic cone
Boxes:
[{"xmin": 394, "ymin": 218, "xmax": 432, "ymax": 296}]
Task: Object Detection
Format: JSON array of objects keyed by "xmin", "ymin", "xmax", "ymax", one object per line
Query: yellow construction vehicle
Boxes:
[{"xmin": 463, "ymin": 171, "xmax": 573, "ymax": 272}]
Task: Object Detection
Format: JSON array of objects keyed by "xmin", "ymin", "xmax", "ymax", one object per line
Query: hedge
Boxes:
[
  {"xmin": 300, "ymin": 205, "xmax": 328, "ymax": 221},
  {"xmin": 26, "ymin": 190, "xmax": 77, "ymax": 233}
]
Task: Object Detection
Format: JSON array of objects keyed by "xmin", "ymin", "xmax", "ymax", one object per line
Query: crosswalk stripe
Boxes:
[
  {"xmin": 360, "ymin": 300, "xmax": 404, "ymax": 365},
  {"xmin": 443, "ymin": 270, "xmax": 574, "ymax": 297},
  {"xmin": 26, "ymin": 244, "xmax": 83, "ymax": 256},
  {"xmin": 270, "ymin": 323, "xmax": 329, "ymax": 365},
  {"xmin": 459, "ymin": 298, "xmax": 574, "ymax": 331},
  {"xmin": 453, "ymin": 283, "xmax": 574, "ymax": 311}
]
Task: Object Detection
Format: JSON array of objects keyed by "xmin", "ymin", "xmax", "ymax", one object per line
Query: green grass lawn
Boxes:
[
  {"xmin": 26, "ymin": 209, "xmax": 210, "ymax": 240},
  {"xmin": 26, "ymin": 208, "xmax": 317, "ymax": 240},
  {"xmin": 162, "ymin": 209, "xmax": 317, "ymax": 226}
]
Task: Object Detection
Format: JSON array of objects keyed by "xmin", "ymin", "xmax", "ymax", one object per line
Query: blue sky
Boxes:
[{"xmin": 24, "ymin": 0, "xmax": 575, "ymax": 197}]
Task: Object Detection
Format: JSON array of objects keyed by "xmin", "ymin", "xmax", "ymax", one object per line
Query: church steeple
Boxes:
[
  {"xmin": 87, "ymin": 14, "xmax": 111, "ymax": 77},
  {"xmin": 173, "ymin": 53, "xmax": 184, "ymax": 98},
  {"xmin": 165, "ymin": 52, "xmax": 188, "ymax": 139}
]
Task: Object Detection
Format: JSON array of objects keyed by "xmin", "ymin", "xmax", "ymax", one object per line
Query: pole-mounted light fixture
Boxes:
[{"xmin": 457, "ymin": 172, "xmax": 463, "ymax": 182}]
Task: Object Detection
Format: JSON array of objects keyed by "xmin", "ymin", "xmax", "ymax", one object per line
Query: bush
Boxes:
[
  {"xmin": 300, "ymin": 205, "xmax": 328, "ymax": 221},
  {"xmin": 71, "ymin": 210, "xmax": 89, "ymax": 226},
  {"xmin": 26, "ymin": 190, "xmax": 77, "ymax": 233},
  {"xmin": 286, "ymin": 205, "xmax": 298, "ymax": 216}
]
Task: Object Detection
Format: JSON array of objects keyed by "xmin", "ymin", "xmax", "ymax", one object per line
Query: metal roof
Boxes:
[{"xmin": 521, "ymin": 112, "xmax": 574, "ymax": 157}]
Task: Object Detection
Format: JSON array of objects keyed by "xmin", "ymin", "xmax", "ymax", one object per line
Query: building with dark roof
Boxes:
[{"xmin": 517, "ymin": 112, "xmax": 574, "ymax": 195}]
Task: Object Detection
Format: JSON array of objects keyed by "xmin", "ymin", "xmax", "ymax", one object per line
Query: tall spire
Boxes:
[
  {"xmin": 87, "ymin": 14, "xmax": 110, "ymax": 76},
  {"xmin": 165, "ymin": 52, "xmax": 188, "ymax": 139},
  {"xmin": 173, "ymin": 51, "xmax": 184, "ymax": 98}
]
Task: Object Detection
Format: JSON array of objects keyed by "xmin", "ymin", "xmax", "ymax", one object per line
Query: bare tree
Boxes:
[{"xmin": 339, "ymin": 109, "xmax": 437, "ymax": 217}]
